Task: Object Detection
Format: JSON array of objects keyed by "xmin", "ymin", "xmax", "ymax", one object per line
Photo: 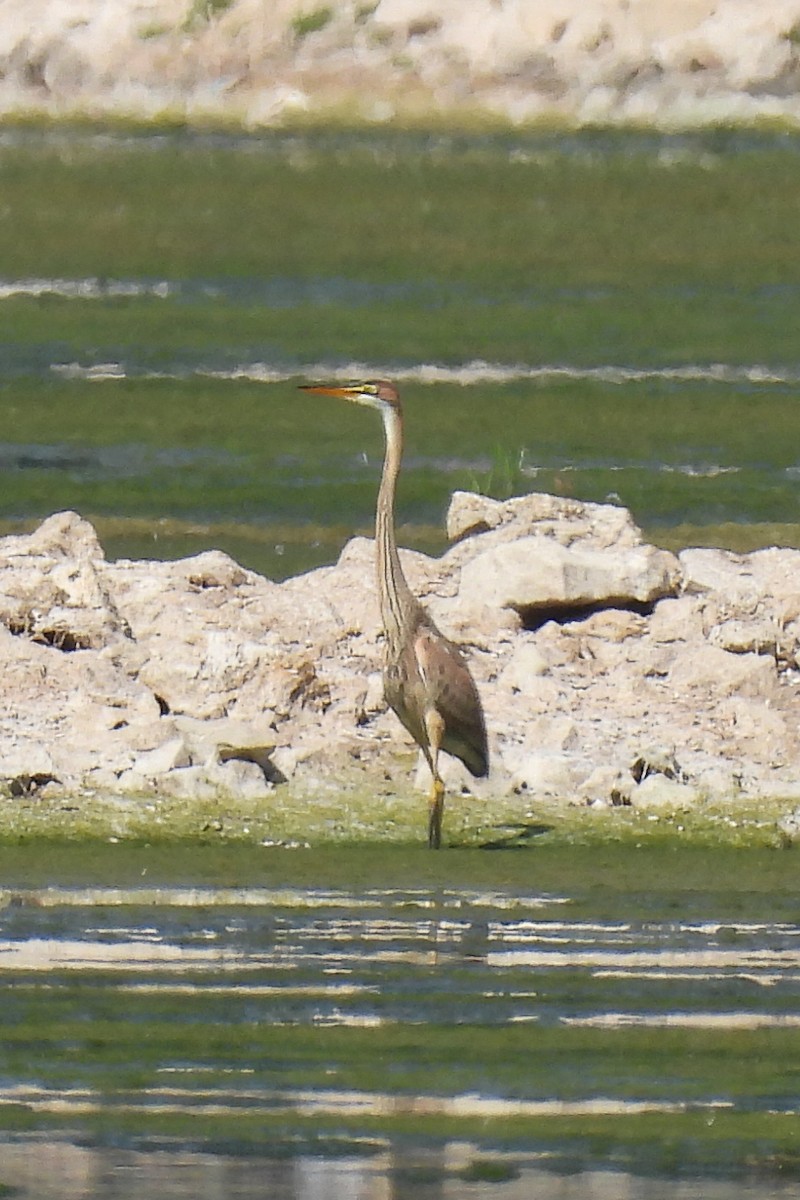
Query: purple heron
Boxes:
[{"xmin": 300, "ymin": 380, "xmax": 489, "ymax": 848}]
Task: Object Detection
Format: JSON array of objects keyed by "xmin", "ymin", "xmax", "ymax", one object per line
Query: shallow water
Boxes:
[
  {"xmin": 1, "ymin": 844, "xmax": 800, "ymax": 1198},
  {"xmin": 2, "ymin": 127, "xmax": 800, "ymax": 577}
]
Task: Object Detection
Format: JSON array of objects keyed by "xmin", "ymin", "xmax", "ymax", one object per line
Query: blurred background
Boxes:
[{"xmin": 2, "ymin": 124, "xmax": 800, "ymax": 579}]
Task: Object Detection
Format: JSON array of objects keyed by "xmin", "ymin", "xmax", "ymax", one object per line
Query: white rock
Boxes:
[
  {"xmin": 2, "ymin": 498, "xmax": 800, "ymax": 814},
  {"xmin": 130, "ymin": 737, "xmax": 192, "ymax": 778},
  {"xmin": 679, "ymin": 547, "xmax": 759, "ymax": 600},
  {"xmin": 154, "ymin": 759, "xmax": 272, "ymax": 801},
  {"xmin": 412, "ymin": 749, "xmax": 489, "ymax": 796},
  {"xmin": 459, "ymin": 536, "xmax": 679, "ymax": 616},
  {"xmin": 632, "ymin": 775, "xmax": 703, "ymax": 809},
  {"xmin": 648, "ymin": 595, "xmax": 704, "ymax": 643},
  {"xmin": 575, "ymin": 609, "xmax": 647, "ymax": 643},
  {"xmin": 580, "ymin": 763, "xmax": 630, "ymax": 805},
  {"xmin": 499, "ymin": 640, "xmax": 551, "ymax": 692},
  {"xmin": 630, "ymin": 745, "xmax": 685, "ymax": 783},
  {"xmin": 503, "ymin": 748, "xmax": 585, "ymax": 797},
  {"xmin": 714, "ymin": 697, "xmax": 791, "ymax": 765},
  {"xmin": 709, "ymin": 618, "xmax": 778, "ymax": 656},
  {"xmin": 669, "ymin": 644, "xmax": 778, "ymax": 700},
  {"xmin": 446, "ymin": 490, "xmax": 646, "ymax": 549},
  {"xmin": 0, "ymin": 741, "xmax": 58, "ymax": 784},
  {"xmin": 0, "ymin": 509, "xmax": 128, "ymax": 648},
  {"xmin": 174, "ymin": 714, "xmax": 276, "ymax": 763},
  {"xmin": 3, "ymin": 0, "xmax": 800, "ymax": 128},
  {"xmin": 527, "ymin": 716, "xmax": 580, "ymax": 753}
]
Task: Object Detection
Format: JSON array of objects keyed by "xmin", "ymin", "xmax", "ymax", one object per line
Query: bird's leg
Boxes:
[
  {"xmin": 424, "ymin": 709, "xmax": 446, "ymax": 850},
  {"xmin": 428, "ymin": 775, "xmax": 445, "ymax": 850}
]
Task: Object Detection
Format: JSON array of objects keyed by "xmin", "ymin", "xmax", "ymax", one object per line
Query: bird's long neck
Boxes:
[{"xmin": 376, "ymin": 403, "xmax": 418, "ymax": 646}]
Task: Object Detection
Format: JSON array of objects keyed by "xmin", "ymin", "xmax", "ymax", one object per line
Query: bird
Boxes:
[{"xmin": 299, "ymin": 379, "xmax": 488, "ymax": 848}]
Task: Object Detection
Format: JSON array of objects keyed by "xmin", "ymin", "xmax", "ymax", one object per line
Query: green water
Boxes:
[
  {"xmin": 1, "ymin": 127, "xmax": 800, "ymax": 578},
  {"xmin": 1, "ymin": 842, "xmax": 800, "ymax": 1198}
]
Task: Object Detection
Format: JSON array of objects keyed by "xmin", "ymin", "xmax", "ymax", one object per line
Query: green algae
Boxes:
[
  {"xmin": 3, "ymin": 128, "xmax": 800, "ymax": 577},
  {"xmin": 2, "ymin": 834, "xmax": 799, "ymax": 1184},
  {"xmin": 0, "ymin": 777, "xmax": 796, "ymax": 852}
]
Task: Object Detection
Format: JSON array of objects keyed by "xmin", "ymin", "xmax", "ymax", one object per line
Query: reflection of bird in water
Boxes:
[{"xmin": 300, "ymin": 380, "xmax": 489, "ymax": 848}]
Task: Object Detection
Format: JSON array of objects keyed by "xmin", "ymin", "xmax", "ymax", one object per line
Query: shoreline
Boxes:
[{"xmin": 0, "ymin": 778, "xmax": 796, "ymax": 849}]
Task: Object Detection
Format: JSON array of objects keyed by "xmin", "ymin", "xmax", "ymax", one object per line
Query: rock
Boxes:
[
  {"xmin": 679, "ymin": 547, "xmax": 760, "ymax": 600},
  {"xmin": 3, "ymin": 495, "xmax": 800, "ymax": 814},
  {"xmin": 20, "ymin": 510, "xmax": 106, "ymax": 562},
  {"xmin": 0, "ymin": 510, "xmax": 129, "ymax": 649},
  {"xmin": 154, "ymin": 759, "xmax": 273, "ymax": 802},
  {"xmin": 690, "ymin": 761, "xmax": 744, "ymax": 800},
  {"xmin": 413, "ymin": 749, "xmax": 489, "ymax": 796},
  {"xmin": 630, "ymin": 746, "xmax": 685, "ymax": 784},
  {"xmin": 503, "ymin": 748, "xmax": 586, "ymax": 797},
  {"xmin": 446, "ymin": 490, "xmax": 647, "ymax": 549},
  {"xmin": 174, "ymin": 714, "xmax": 277, "ymax": 764},
  {"xmin": 3, "ymin": 0, "xmax": 800, "ymax": 127},
  {"xmin": 457, "ymin": 536, "xmax": 680, "ymax": 620},
  {"xmin": 580, "ymin": 764, "xmax": 630, "ymax": 806},
  {"xmin": 576, "ymin": 609, "xmax": 647, "ymax": 643},
  {"xmin": 216, "ymin": 758, "xmax": 275, "ymax": 800},
  {"xmin": 130, "ymin": 737, "xmax": 192, "ymax": 779},
  {"xmin": 498, "ymin": 640, "xmax": 551, "ymax": 692},
  {"xmin": 527, "ymin": 716, "xmax": 580, "ymax": 752},
  {"xmin": 631, "ymin": 775, "xmax": 703, "ymax": 809},
  {"xmin": 648, "ymin": 595, "xmax": 704, "ymax": 643},
  {"xmin": 355, "ymin": 671, "xmax": 386, "ymax": 725},
  {"xmin": 709, "ymin": 618, "xmax": 778, "ymax": 656},
  {"xmin": 609, "ymin": 774, "xmax": 634, "ymax": 807},
  {"xmin": 714, "ymin": 698, "xmax": 790, "ymax": 766},
  {"xmin": 494, "ymin": 671, "xmax": 564, "ymax": 719},
  {"xmin": 777, "ymin": 806, "xmax": 800, "ymax": 844},
  {"xmin": 669, "ymin": 644, "xmax": 778, "ymax": 701},
  {"xmin": 0, "ymin": 741, "xmax": 58, "ymax": 786}
]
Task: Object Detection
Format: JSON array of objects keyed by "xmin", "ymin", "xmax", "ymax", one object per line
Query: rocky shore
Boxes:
[
  {"xmin": 2, "ymin": 493, "xmax": 800, "ymax": 836},
  {"xmin": 2, "ymin": 0, "xmax": 800, "ymax": 129}
]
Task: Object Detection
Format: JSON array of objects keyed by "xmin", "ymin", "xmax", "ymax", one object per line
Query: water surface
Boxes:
[
  {"xmin": 1, "ymin": 843, "xmax": 799, "ymax": 1198},
  {"xmin": 1, "ymin": 127, "xmax": 800, "ymax": 577}
]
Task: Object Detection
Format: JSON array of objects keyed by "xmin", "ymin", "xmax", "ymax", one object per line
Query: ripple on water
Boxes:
[{"xmin": 1, "ymin": 876, "xmax": 799, "ymax": 1194}]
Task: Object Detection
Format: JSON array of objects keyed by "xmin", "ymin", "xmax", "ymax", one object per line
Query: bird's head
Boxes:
[{"xmin": 299, "ymin": 379, "xmax": 400, "ymax": 414}]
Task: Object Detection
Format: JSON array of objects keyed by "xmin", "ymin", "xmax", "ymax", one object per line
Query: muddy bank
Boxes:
[
  {"xmin": 1, "ymin": 492, "xmax": 800, "ymax": 843},
  {"xmin": 3, "ymin": 1, "xmax": 800, "ymax": 128}
]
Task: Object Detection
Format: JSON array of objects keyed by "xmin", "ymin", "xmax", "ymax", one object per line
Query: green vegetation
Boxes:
[
  {"xmin": 1, "ymin": 127, "xmax": 800, "ymax": 571},
  {"xmin": 1, "ymin": 130, "xmax": 799, "ymax": 294},
  {"xmin": 182, "ymin": 0, "xmax": 234, "ymax": 28},
  {"xmin": 290, "ymin": 6, "xmax": 334, "ymax": 40},
  {"xmin": 1, "ymin": 836, "xmax": 798, "ymax": 894},
  {"xmin": 1, "ymin": 366, "xmax": 799, "ymax": 577},
  {"xmin": 0, "ymin": 778, "xmax": 795, "ymax": 849},
  {"xmin": 137, "ymin": 22, "xmax": 172, "ymax": 39}
]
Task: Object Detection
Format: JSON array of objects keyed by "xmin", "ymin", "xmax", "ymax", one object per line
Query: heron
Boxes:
[{"xmin": 300, "ymin": 379, "xmax": 489, "ymax": 848}]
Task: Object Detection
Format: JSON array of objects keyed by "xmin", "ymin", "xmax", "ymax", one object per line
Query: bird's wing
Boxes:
[{"xmin": 414, "ymin": 629, "xmax": 489, "ymax": 778}]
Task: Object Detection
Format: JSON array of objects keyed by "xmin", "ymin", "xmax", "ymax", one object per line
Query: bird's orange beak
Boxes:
[{"xmin": 299, "ymin": 384, "xmax": 355, "ymax": 399}]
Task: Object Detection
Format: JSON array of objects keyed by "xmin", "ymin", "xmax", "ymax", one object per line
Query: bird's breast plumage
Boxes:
[{"xmin": 382, "ymin": 618, "xmax": 488, "ymax": 779}]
